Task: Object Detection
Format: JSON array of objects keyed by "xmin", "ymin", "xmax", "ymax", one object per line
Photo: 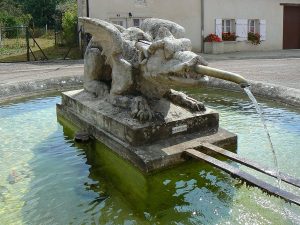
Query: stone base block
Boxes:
[{"xmin": 57, "ymin": 89, "xmax": 237, "ymax": 172}]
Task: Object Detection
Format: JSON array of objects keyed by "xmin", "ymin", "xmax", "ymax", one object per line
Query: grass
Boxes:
[{"xmin": 0, "ymin": 37, "xmax": 82, "ymax": 62}]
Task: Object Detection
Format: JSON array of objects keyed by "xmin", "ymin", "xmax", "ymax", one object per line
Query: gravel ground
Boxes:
[
  {"xmin": 0, "ymin": 57, "xmax": 299, "ymax": 89},
  {"xmin": 208, "ymin": 58, "xmax": 300, "ymax": 89},
  {"xmin": 0, "ymin": 60, "xmax": 84, "ymax": 84}
]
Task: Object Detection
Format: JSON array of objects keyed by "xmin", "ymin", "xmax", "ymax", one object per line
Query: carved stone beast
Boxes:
[{"xmin": 79, "ymin": 17, "xmax": 247, "ymax": 121}]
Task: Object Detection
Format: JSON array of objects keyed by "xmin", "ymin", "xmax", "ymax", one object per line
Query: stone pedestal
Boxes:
[{"xmin": 57, "ymin": 89, "xmax": 237, "ymax": 172}]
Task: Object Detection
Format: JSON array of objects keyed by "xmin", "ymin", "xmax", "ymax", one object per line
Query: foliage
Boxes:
[
  {"xmin": 0, "ymin": 0, "xmax": 23, "ymax": 16},
  {"xmin": 248, "ymin": 32, "xmax": 261, "ymax": 45},
  {"xmin": 204, "ymin": 34, "xmax": 222, "ymax": 42},
  {"xmin": 0, "ymin": 0, "xmax": 67, "ymax": 28},
  {"xmin": 0, "ymin": 0, "xmax": 32, "ymax": 37},
  {"xmin": 222, "ymin": 32, "xmax": 237, "ymax": 41},
  {"xmin": 61, "ymin": 1, "xmax": 78, "ymax": 46},
  {"xmin": 0, "ymin": 0, "xmax": 76, "ymax": 29},
  {"xmin": 21, "ymin": 0, "xmax": 58, "ymax": 27},
  {"xmin": 0, "ymin": 0, "xmax": 32, "ymax": 27},
  {"xmin": 0, "ymin": 13, "xmax": 18, "ymax": 28}
]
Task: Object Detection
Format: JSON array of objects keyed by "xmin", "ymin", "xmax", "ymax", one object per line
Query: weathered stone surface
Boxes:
[
  {"xmin": 165, "ymin": 89, "xmax": 205, "ymax": 111},
  {"xmin": 60, "ymin": 89, "xmax": 221, "ymax": 146},
  {"xmin": 79, "ymin": 17, "xmax": 209, "ymax": 121},
  {"xmin": 141, "ymin": 18, "xmax": 186, "ymax": 39},
  {"xmin": 54, "ymin": 17, "xmax": 254, "ymax": 173},
  {"xmin": 0, "ymin": 76, "xmax": 83, "ymax": 104},
  {"xmin": 206, "ymin": 78, "xmax": 300, "ymax": 107},
  {"xmin": 57, "ymin": 106, "xmax": 236, "ymax": 172},
  {"xmin": 74, "ymin": 131, "xmax": 90, "ymax": 143},
  {"xmin": 57, "ymin": 89, "xmax": 237, "ymax": 172}
]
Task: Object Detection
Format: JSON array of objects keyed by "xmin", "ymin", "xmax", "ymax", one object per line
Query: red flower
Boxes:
[
  {"xmin": 204, "ymin": 34, "xmax": 222, "ymax": 42},
  {"xmin": 248, "ymin": 32, "xmax": 261, "ymax": 45},
  {"xmin": 222, "ymin": 32, "xmax": 237, "ymax": 41}
]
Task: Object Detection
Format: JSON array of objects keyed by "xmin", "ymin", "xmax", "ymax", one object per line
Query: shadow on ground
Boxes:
[{"xmin": 0, "ymin": 45, "xmax": 82, "ymax": 63}]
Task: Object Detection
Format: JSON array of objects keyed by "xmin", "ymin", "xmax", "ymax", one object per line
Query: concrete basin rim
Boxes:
[{"xmin": 0, "ymin": 75, "xmax": 299, "ymax": 108}]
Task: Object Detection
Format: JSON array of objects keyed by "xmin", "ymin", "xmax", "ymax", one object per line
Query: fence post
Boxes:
[
  {"xmin": 26, "ymin": 26, "xmax": 30, "ymax": 61},
  {"xmin": 0, "ymin": 27, "xmax": 2, "ymax": 47}
]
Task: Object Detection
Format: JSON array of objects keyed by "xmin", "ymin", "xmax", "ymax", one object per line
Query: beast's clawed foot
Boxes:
[
  {"xmin": 165, "ymin": 89, "xmax": 206, "ymax": 112},
  {"xmin": 131, "ymin": 96, "xmax": 154, "ymax": 121}
]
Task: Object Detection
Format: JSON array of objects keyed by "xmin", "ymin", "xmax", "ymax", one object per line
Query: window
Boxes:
[
  {"xmin": 132, "ymin": 18, "xmax": 145, "ymax": 28},
  {"xmin": 215, "ymin": 19, "xmax": 236, "ymax": 39},
  {"xmin": 111, "ymin": 20, "xmax": 125, "ymax": 27},
  {"xmin": 135, "ymin": 0, "xmax": 146, "ymax": 5},
  {"xmin": 133, "ymin": 19, "xmax": 141, "ymax": 27},
  {"xmin": 248, "ymin": 19, "xmax": 259, "ymax": 33},
  {"xmin": 222, "ymin": 19, "xmax": 234, "ymax": 33}
]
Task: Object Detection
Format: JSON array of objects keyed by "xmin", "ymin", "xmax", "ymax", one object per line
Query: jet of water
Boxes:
[{"xmin": 243, "ymin": 86, "xmax": 282, "ymax": 187}]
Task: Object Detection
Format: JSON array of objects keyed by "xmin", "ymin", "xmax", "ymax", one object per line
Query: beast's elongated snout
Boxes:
[{"xmin": 195, "ymin": 65, "xmax": 250, "ymax": 88}]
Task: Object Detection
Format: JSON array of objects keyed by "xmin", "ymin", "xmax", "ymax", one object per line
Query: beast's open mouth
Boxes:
[
  {"xmin": 151, "ymin": 71, "xmax": 209, "ymax": 87},
  {"xmin": 171, "ymin": 71, "xmax": 207, "ymax": 80}
]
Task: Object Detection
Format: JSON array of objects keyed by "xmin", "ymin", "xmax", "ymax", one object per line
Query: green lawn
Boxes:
[{"xmin": 0, "ymin": 37, "xmax": 82, "ymax": 62}]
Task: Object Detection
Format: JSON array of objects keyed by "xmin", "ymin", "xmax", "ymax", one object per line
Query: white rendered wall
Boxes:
[
  {"xmin": 86, "ymin": 0, "xmax": 203, "ymax": 51},
  {"xmin": 78, "ymin": 0, "xmax": 300, "ymax": 51},
  {"xmin": 204, "ymin": 0, "xmax": 300, "ymax": 51}
]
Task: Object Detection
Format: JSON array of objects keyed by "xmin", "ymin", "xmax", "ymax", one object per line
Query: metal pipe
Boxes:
[
  {"xmin": 200, "ymin": 0, "xmax": 205, "ymax": 53},
  {"xmin": 195, "ymin": 65, "xmax": 250, "ymax": 88},
  {"xmin": 86, "ymin": 0, "xmax": 90, "ymax": 17}
]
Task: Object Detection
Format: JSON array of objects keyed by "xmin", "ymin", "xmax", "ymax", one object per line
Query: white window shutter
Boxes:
[
  {"xmin": 236, "ymin": 19, "xmax": 248, "ymax": 41},
  {"xmin": 215, "ymin": 19, "xmax": 222, "ymax": 39},
  {"xmin": 260, "ymin": 19, "xmax": 266, "ymax": 41}
]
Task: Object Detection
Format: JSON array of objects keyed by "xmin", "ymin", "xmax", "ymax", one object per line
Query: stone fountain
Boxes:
[
  {"xmin": 56, "ymin": 17, "xmax": 249, "ymax": 173},
  {"xmin": 56, "ymin": 18, "xmax": 300, "ymax": 205}
]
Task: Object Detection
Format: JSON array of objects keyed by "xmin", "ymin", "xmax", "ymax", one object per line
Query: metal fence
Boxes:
[
  {"xmin": 0, "ymin": 26, "xmax": 83, "ymax": 62},
  {"xmin": 0, "ymin": 26, "xmax": 29, "ymax": 62}
]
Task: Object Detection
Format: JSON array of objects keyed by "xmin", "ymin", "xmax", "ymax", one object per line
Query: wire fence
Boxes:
[{"xmin": 0, "ymin": 26, "xmax": 83, "ymax": 62}]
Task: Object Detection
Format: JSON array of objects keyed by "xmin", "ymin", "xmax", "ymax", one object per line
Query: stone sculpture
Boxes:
[
  {"xmin": 79, "ymin": 17, "xmax": 248, "ymax": 121},
  {"xmin": 58, "ymin": 17, "xmax": 246, "ymax": 173}
]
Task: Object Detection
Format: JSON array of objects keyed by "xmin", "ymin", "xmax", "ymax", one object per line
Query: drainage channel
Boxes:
[{"xmin": 184, "ymin": 146, "xmax": 300, "ymax": 206}]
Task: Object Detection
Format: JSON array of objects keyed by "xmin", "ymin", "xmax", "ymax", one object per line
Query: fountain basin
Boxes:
[{"xmin": 1, "ymin": 89, "xmax": 300, "ymax": 224}]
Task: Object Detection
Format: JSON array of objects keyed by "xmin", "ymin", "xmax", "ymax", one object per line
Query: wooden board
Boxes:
[
  {"xmin": 185, "ymin": 148, "xmax": 300, "ymax": 206},
  {"xmin": 200, "ymin": 142, "xmax": 300, "ymax": 188}
]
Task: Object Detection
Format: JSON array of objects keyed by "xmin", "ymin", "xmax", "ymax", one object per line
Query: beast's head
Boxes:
[{"xmin": 136, "ymin": 22, "xmax": 209, "ymax": 89}]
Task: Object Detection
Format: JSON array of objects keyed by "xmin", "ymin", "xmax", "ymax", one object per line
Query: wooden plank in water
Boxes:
[
  {"xmin": 184, "ymin": 148, "xmax": 300, "ymax": 206},
  {"xmin": 200, "ymin": 142, "xmax": 300, "ymax": 188}
]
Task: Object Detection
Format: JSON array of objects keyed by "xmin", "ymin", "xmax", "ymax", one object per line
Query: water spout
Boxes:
[
  {"xmin": 195, "ymin": 65, "xmax": 250, "ymax": 88},
  {"xmin": 243, "ymin": 86, "xmax": 282, "ymax": 187},
  {"xmin": 195, "ymin": 65, "xmax": 282, "ymax": 187}
]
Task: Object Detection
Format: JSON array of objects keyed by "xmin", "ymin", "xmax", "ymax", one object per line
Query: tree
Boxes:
[
  {"xmin": 0, "ymin": 0, "xmax": 32, "ymax": 27},
  {"xmin": 60, "ymin": 0, "xmax": 77, "ymax": 46},
  {"xmin": 22, "ymin": 0, "xmax": 60, "ymax": 27}
]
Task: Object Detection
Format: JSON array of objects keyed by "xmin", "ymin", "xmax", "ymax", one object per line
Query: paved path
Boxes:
[
  {"xmin": 209, "ymin": 58, "xmax": 300, "ymax": 89},
  {"xmin": 0, "ymin": 57, "xmax": 299, "ymax": 89},
  {"xmin": 203, "ymin": 49, "xmax": 300, "ymax": 61},
  {"xmin": 0, "ymin": 60, "xmax": 84, "ymax": 84}
]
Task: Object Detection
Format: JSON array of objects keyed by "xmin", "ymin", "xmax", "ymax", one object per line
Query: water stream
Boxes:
[{"xmin": 243, "ymin": 87, "xmax": 282, "ymax": 187}]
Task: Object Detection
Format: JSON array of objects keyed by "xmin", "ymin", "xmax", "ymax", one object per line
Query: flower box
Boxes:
[{"xmin": 204, "ymin": 42, "xmax": 224, "ymax": 54}]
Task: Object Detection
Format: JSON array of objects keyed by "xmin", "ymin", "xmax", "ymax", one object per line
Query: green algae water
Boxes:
[{"xmin": 0, "ymin": 89, "xmax": 300, "ymax": 225}]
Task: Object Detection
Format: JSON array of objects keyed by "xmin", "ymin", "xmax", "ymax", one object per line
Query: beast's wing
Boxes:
[{"xmin": 79, "ymin": 17, "xmax": 123, "ymax": 56}]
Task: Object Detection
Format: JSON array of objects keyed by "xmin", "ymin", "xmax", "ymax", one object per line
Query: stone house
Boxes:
[{"xmin": 77, "ymin": 0, "xmax": 300, "ymax": 53}]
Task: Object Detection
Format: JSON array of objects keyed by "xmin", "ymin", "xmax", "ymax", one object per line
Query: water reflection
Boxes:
[
  {"xmin": 58, "ymin": 117, "xmax": 236, "ymax": 224},
  {"xmin": 0, "ymin": 90, "xmax": 300, "ymax": 225}
]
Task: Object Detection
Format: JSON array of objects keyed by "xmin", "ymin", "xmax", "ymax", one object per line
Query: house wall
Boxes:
[
  {"xmin": 78, "ymin": 0, "xmax": 300, "ymax": 52},
  {"xmin": 204, "ymin": 0, "xmax": 300, "ymax": 51},
  {"xmin": 83, "ymin": 0, "xmax": 203, "ymax": 51}
]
